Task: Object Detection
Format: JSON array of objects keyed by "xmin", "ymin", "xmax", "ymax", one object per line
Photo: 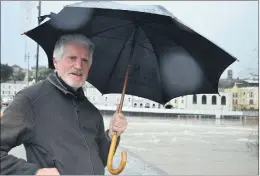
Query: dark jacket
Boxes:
[{"xmin": 0, "ymin": 73, "xmax": 119, "ymax": 175}]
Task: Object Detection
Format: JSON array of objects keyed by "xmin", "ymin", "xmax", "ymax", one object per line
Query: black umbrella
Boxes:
[{"xmin": 22, "ymin": 1, "xmax": 237, "ymax": 174}]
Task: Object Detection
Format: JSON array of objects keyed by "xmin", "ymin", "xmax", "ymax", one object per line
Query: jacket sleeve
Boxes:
[
  {"xmin": 97, "ymin": 115, "xmax": 120, "ymax": 167},
  {"xmin": 0, "ymin": 93, "xmax": 40, "ymax": 175}
]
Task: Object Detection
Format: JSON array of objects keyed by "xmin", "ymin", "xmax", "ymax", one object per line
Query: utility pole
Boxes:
[
  {"xmin": 35, "ymin": 0, "xmax": 41, "ymax": 83},
  {"xmin": 24, "ymin": 52, "xmax": 30, "ymax": 86}
]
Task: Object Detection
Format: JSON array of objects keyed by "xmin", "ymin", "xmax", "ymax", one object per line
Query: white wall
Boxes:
[
  {"xmin": 185, "ymin": 92, "xmax": 233, "ymax": 111},
  {"xmin": 1, "ymin": 83, "xmax": 28, "ymax": 97}
]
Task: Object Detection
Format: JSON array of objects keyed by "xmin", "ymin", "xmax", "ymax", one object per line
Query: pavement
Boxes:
[{"xmin": 8, "ymin": 145, "xmax": 168, "ymax": 175}]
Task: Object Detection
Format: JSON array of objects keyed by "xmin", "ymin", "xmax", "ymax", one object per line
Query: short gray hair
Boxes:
[{"xmin": 53, "ymin": 34, "xmax": 95, "ymax": 67}]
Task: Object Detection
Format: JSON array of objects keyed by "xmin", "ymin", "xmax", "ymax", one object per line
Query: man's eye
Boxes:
[
  {"xmin": 69, "ymin": 56, "xmax": 76, "ymax": 60},
  {"xmin": 82, "ymin": 58, "xmax": 88, "ymax": 62}
]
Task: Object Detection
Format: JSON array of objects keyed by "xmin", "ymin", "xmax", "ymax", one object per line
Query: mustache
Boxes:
[{"xmin": 69, "ymin": 69, "xmax": 84, "ymax": 75}]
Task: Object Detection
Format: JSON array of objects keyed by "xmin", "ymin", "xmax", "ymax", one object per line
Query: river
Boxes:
[{"xmin": 103, "ymin": 116, "xmax": 258, "ymax": 175}]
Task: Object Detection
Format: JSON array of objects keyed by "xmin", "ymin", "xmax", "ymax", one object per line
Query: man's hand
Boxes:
[
  {"xmin": 108, "ymin": 105, "xmax": 128, "ymax": 139},
  {"xmin": 35, "ymin": 168, "xmax": 60, "ymax": 175}
]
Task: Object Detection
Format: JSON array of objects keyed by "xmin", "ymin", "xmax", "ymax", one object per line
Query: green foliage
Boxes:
[{"xmin": 1, "ymin": 64, "xmax": 13, "ymax": 82}]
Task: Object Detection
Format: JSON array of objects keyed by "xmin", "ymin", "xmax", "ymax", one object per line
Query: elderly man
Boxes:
[{"xmin": 0, "ymin": 34, "xmax": 128, "ymax": 175}]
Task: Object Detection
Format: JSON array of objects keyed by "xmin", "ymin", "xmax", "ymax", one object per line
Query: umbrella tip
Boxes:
[{"xmin": 21, "ymin": 32, "xmax": 25, "ymax": 35}]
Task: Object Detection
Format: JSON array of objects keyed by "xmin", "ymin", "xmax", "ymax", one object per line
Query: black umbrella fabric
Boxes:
[
  {"xmin": 23, "ymin": 1, "xmax": 237, "ymax": 175},
  {"xmin": 23, "ymin": 1, "xmax": 237, "ymax": 105}
]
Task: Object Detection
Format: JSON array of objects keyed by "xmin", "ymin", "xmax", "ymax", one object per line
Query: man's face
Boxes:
[{"xmin": 53, "ymin": 42, "xmax": 91, "ymax": 89}]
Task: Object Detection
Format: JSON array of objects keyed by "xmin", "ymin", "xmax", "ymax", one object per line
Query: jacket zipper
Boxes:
[{"xmin": 72, "ymin": 99, "xmax": 95, "ymax": 174}]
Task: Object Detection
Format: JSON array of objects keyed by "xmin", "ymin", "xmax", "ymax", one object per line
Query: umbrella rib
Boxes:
[
  {"xmin": 136, "ymin": 43, "xmax": 154, "ymax": 53},
  {"xmin": 103, "ymin": 27, "xmax": 136, "ymax": 93},
  {"xmin": 138, "ymin": 24, "xmax": 165, "ymax": 104},
  {"xmin": 90, "ymin": 22, "xmax": 133, "ymax": 37},
  {"xmin": 95, "ymin": 35, "xmax": 147, "ymax": 44},
  {"xmin": 95, "ymin": 35, "xmax": 165, "ymax": 46},
  {"xmin": 95, "ymin": 35, "xmax": 129, "ymax": 41}
]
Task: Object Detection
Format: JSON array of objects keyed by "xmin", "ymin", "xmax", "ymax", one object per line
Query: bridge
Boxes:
[{"xmin": 96, "ymin": 105, "xmax": 249, "ymax": 119}]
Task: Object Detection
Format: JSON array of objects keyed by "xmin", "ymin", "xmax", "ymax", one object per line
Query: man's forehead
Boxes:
[{"xmin": 64, "ymin": 42, "xmax": 89, "ymax": 53}]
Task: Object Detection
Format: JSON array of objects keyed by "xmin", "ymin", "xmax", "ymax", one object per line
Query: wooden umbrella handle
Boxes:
[{"xmin": 107, "ymin": 134, "xmax": 127, "ymax": 175}]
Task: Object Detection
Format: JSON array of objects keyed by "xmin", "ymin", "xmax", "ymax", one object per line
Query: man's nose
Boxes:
[{"xmin": 74, "ymin": 59, "xmax": 83, "ymax": 69}]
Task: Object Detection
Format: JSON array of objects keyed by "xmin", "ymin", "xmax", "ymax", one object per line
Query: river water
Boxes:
[{"xmin": 103, "ymin": 116, "xmax": 258, "ymax": 175}]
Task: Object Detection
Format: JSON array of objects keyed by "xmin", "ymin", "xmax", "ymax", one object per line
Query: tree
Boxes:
[
  {"xmin": 249, "ymin": 69, "xmax": 258, "ymax": 80},
  {"xmin": 1, "ymin": 64, "xmax": 13, "ymax": 82},
  {"xmin": 15, "ymin": 72, "xmax": 26, "ymax": 81},
  {"xmin": 38, "ymin": 68, "xmax": 54, "ymax": 81}
]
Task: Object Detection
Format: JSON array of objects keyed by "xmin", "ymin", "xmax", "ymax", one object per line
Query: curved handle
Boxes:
[{"xmin": 107, "ymin": 134, "xmax": 127, "ymax": 175}]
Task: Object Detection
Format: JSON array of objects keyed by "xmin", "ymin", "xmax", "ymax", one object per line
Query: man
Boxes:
[{"xmin": 0, "ymin": 34, "xmax": 128, "ymax": 175}]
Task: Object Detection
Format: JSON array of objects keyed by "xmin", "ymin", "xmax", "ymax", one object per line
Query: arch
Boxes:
[
  {"xmin": 221, "ymin": 96, "xmax": 226, "ymax": 105},
  {"xmin": 212, "ymin": 95, "xmax": 217, "ymax": 105},
  {"xmin": 202, "ymin": 95, "xmax": 207, "ymax": 104},
  {"xmin": 140, "ymin": 103, "xmax": 143, "ymax": 108},
  {"xmin": 134, "ymin": 103, "xmax": 137, "ymax": 107},
  {"xmin": 145, "ymin": 103, "xmax": 150, "ymax": 108},
  {"xmin": 165, "ymin": 104, "xmax": 173, "ymax": 109},
  {"xmin": 193, "ymin": 95, "xmax": 197, "ymax": 104}
]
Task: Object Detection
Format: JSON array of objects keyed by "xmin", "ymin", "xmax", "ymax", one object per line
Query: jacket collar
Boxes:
[{"xmin": 47, "ymin": 72, "xmax": 86, "ymax": 100}]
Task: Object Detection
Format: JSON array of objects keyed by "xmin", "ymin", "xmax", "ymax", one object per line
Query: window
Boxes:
[
  {"xmin": 181, "ymin": 100, "xmax": 184, "ymax": 103},
  {"xmin": 128, "ymin": 98, "xmax": 131, "ymax": 102},
  {"xmin": 212, "ymin": 95, "xmax": 217, "ymax": 105},
  {"xmin": 175, "ymin": 99, "xmax": 177, "ymax": 103},
  {"xmin": 202, "ymin": 95, "xmax": 207, "ymax": 104},
  {"xmin": 249, "ymin": 99, "xmax": 254, "ymax": 105},
  {"xmin": 193, "ymin": 95, "xmax": 197, "ymax": 104},
  {"xmin": 134, "ymin": 103, "xmax": 137, "ymax": 107},
  {"xmin": 140, "ymin": 103, "xmax": 143, "ymax": 108},
  {"xmin": 221, "ymin": 96, "xmax": 226, "ymax": 105},
  {"xmin": 250, "ymin": 92, "xmax": 253, "ymax": 98}
]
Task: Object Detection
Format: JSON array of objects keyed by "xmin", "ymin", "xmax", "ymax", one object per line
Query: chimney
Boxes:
[{"xmin": 227, "ymin": 70, "xmax": 233, "ymax": 79}]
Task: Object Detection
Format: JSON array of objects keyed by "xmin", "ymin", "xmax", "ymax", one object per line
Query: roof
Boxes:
[
  {"xmin": 243, "ymin": 79, "xmax": 259, "ymax": 84},
  {"xmin": 31, "ymin": 66, "xmax": 47, "ymax": 69},
  {"xmin": 219, "ymin": 78, "xmax": 258, "ymax": 89},
  {"xmin": 11, "ymin": 64, "xmax": 21, "ymax": 68}
]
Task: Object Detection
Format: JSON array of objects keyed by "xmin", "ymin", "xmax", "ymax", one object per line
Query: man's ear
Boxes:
[{"xmin": 53, "ymin": 57, "xmax": 58, "ymax": 69}]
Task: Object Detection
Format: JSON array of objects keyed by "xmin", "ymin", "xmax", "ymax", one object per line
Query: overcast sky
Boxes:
[{"xmin": 1, "ymin": 1, "xmax": 258, "ymax": 79}]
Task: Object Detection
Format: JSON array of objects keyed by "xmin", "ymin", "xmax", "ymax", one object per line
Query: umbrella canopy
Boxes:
[{"xmin": 23, "ymin": 1, "xmax": 237, "ymax": 105}]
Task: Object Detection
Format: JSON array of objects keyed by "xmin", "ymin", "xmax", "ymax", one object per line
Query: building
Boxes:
[
  {"xmin": 164, "ymin": 90, "xmax": 232, "ymax": 112},
  {"xmin": 1, "ymin": 82, "xmax": 28, "ymax": 97},
  {"xmin": 31, "ymin": 66, "xmax": 48, "ymax": 78},
  {"xmin": 83, "ymin": 82, "xmax": 162, "ymax": 109},
  {"xmin": 11, "ymin": 65, "xmax": 22, "ymax": 74},
  {"xmin": 185, "ymin": 92, "xmax": 232, "ymax": 112},
  {"xmin": 225, "ymin": 80, "xmax": 259, "ymax": 110}
]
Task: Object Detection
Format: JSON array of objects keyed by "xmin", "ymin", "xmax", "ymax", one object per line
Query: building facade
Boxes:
[
  {"xmin": 1, "ymin": 82, "xmax": 28, "ymax": 97},
  {"xmin": 1, "ymin": 78, "xmax": 256, "ymax": 113},
  {"xmin": 165, "ymin": 91, "xmax": 232, "ymax": 112},
  {"xmin": 225, "ymin": 81, "xmax": 259, "ymax": 110}
]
